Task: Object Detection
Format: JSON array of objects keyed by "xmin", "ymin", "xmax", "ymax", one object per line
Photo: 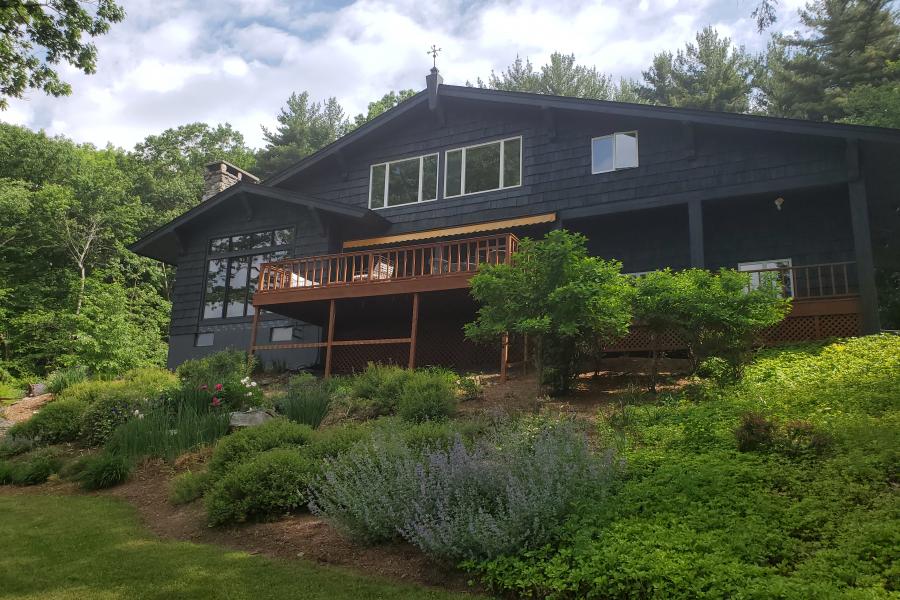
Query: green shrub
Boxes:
[
  {"xmin": 176, "ymin": 350, "xmax": 253, "ymax": 388},
  {"xmin": 46, "ymin": 366, "xmax": 89, "ymax": 395},
  {"xmin": 347, "ymin": 363, "xmax": 413, "ymax": 416},
  {"xmin": 105, "ymin": 402, "xmax": 230, "ymax": 462},
  {"xmin": 0, "ymin": 436, "xmax": 36, "ymax": 458},
  {"xmin": 78, "ymin": 453, "xmax": 132, "ymax": 490},
  {"xmin": 0, "ymin": 380, "xmax": 22, "ymax": 399},
  {"xmin": 304, "ymin": 423, "xmax": 370, "ymax": 459},
  {"xmin": 396, "ymin": 370, "xmax": 456, "ymax": 422},
  {"xmin": 457, "ymin": 375, "xmax": 483, "ymax": 402},
  {"xmin": 276, "ymin": 374, "xmax": 333, "ymax": 428},
  {"xmin": 0, "ymin": 460, "xmax": 13, "ymax": 484},
  {"xmin": 10, "ymin": 449, "xmax": 62, "ymax": 485},
  {"xmin": 205, "ymin": 448, "xmax": 319, "ymax": 525},
  {"xmin": 170, "ymin": 470, "xmax": 211, "ymax": 505},
  {"xmin": 175, "ymin": 350, "xmax": 260, "ymax": 409},
  {"xmin": 6, "ymin": 400, "xmax": 87, "ymax": 444},
  {"xmin": 470, "ymin": 335, "xmax": 900, "ymax": 599},
  {"xmin": 208, "ymin": 419, "xmax": 314, "ymax": 476},
  {"xmin": 61, "ymin": 368, "xmax": 178, "ymax": 446}
]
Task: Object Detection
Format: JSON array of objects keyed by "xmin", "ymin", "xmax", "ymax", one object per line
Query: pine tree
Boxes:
[
  {"xmin": 641, "ymin": 27, "xmax": 756, "ymax": 112},
  {"xmin": 256, "ymin": 92, "xmax": 350, "ymax": 178},
  {"xmin": 476, "ymin": 52, "xmax": 642, "ymax": 102},
  {"xmin": 760, "ymin": 0, "xmax": 900, "ymax": 121}
]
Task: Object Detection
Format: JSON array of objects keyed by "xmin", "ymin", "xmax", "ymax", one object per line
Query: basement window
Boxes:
[
  {"xmin": 195, "ymin": 333, "xmax": 214, "ymax": 347},
  {"xmin": 592, "ymin": 131, "xmax": 639, "ymax": 174},
  {"xmin": 369, "ymin": 153, "xmax": 438, "ymax": 209},
  {"xmin": 444, "ymin": 136, "xmax": 522, "ymax": 198},
  {"xmin": 270, "ymin": 326, "xmax": 294, "ymax": 342}
]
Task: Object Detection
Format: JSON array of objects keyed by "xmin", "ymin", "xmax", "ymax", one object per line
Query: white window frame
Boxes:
[
  {"xmin": 369, "ymin": 153, "xmax": 439, "ymax": 210},
  {"xmin": 443, "ymin": 136, "xmax": 523, "ymax": 199},
  {"xmin": 738, "ymin": 258, "xmax": 794, "ymax": 297},
  {"xmin": 591, "ymin": 131, "xmax": 639, "ymax": 174}
]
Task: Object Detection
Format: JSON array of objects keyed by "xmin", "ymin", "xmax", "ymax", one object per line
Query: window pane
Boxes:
[
  {"xmin": 445, "ymin": 150, "xmax": 462, "ymax": 197},
  {"xmin": 230, "ymin": 234, "xmax": 254, "ymax": 251},
  {"xmin": 465, "ymin": 142, "xmax": 501, "ymax": 194},
  {"xmin": 370, "ymin": 164, "xmax": 386, "ymax": 208},
  {"xmin": 614, "ymin": 132, "xmax": 638, "ymax": 169},
  {"xmin": 249, "ymin": 231, "xmax": 272, "ymax": 248},
  {"xmin": 387, "ymin": 157, "xmax": 420, "ymax": 206},
  {"xmin": 422, "ymin": 154, "xmax": 438, "ymax": 201},
  {"xmin": 203, "ymin": 259, "xmax": 227, "ymax": 319},
  {"xmin": 592, "ymin": 136, "xmax": 614, "ymax": 173},
  {"xmin": 273, "ymin": 228, "xmax": 293, "ymax": 246},
  {"xmin": 195, "ymin": 333, "xmax": 214, "ymax": 347},
  {"xmin": 226, "ymin": 256, "xmax": 250, "ymax": 318},
  {"xmin": 270, "ymin": 326, "xmax": 294, "ymax": 342},
  {"xmin": 503, "ymin": 138, "xmax": 521, "ymax": 187},
  {"xmin": 209, "ymin": 237, "xmax": 230, "ymax": 254}
]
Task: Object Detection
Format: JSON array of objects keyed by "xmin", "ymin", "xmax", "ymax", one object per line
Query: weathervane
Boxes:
[{"xmin": 427, "ymin": 44, "xmax": 442, "ymax": 69}]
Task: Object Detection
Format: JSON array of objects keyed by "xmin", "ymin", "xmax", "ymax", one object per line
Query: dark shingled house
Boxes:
[{"xmin": 130, "ymin": 68, "xmax": 900, "ymax": 375}]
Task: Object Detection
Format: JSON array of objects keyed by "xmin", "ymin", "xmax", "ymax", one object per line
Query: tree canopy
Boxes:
[
  {"xmin": 0, "ymin": 0, "xmax": 125, "ymax": 109},
  {"xmin": 640, "ymin": 27, "xmax": 756, "ymax": 112},
  {"xmin": 760, "ymin": 0, "xmax": 900, "ymax": 121}
]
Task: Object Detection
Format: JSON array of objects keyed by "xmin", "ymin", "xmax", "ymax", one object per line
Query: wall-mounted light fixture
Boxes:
[{"xmin": 774, "ymin": 197, "xmax": 785, "ymax": 211}]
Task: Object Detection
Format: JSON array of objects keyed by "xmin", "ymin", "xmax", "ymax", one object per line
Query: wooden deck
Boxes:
[
  {"xmin": 253, "ymin": 233, "xmax": 518, "ymax": 306},
  {"xmin": 250, "ymin": 243, "xmax": 862, "ymax": 376}
]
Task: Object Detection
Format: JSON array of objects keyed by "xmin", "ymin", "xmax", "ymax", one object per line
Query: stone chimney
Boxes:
[{"xmin": 202, "ymin": 161, "xmax": 259, "ymax": 202}]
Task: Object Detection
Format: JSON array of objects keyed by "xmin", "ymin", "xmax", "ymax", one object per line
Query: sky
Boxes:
[{"xmin": 3, "ymin": 0, "xmax": 808, "ymax": 150}]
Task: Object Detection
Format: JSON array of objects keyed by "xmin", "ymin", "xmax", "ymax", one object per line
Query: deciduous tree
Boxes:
[
  {"xmin": 0, "ymin": 0, "xmax": 125, "ymax": 109},
  {"xmin": 465, "ymin": 230, "xmax": 633, "ymax": 395}
]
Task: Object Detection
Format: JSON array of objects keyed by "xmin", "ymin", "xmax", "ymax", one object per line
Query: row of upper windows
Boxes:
[{"xmin": 368, "ymin": 132, "xmax": 639, "ymax": 210}]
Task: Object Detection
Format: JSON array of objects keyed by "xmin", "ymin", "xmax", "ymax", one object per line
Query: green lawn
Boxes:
[{"xmin": 0, "ymin": 494, "xmax": 478, "ymax": 600}]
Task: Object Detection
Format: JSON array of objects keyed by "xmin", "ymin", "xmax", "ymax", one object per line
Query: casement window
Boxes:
[
  {"xmin": 369, "ymin": 153, "xmax": 439, "ymax": 209},
  {"xmin": 444, "ymin": 136, "xmax": 522, "ymax": 198},
  {"xmin": 738, "ymin": 258, "xmax": 793, "ymax": 297},
  {"xmin": 591, "ymin": 131, "xmax": 639, "ymax": 174},
  {"xmin": 203, "ymin": 228, "xmax": 293, "ymax": 320}
]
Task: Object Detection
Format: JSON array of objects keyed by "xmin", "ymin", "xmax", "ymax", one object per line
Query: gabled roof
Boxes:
[
  {"xmin": 129, "ymin": 182, "xmax": 387, "ymax": 264},
  {"xmin": 264, "ymin": 83, "xmax": 900, "ymax": 187}
]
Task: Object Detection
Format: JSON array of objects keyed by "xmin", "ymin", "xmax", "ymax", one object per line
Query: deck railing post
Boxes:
[
  {"xmin": 408, "ymin": 292, "xmax": 420, "ymax": 369},
  {"xmin": 324, "ymin": 299, "xmax": 336, "ymax": 378},
  {"xmin": 248, "ymin": 308, "xmax": 261, "ymax": 356}
]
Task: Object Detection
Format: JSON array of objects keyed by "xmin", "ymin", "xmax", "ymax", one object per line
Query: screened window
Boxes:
[
  {"xmin": 203, "ymin": 228, "xmax": 293, "ymax": 320},
  {"xmin": 444, "ymin": 137, "xmax": 522, "ymax": 198},
  {"xmin": 369, "ymin": 153, "xmax": 438, "ymax": 209},
  {"xmin": 591, "ymin": 131, "xmax": 639, "ymax": 174}
]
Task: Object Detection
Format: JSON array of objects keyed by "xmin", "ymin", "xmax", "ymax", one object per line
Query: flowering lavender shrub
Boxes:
[
  {"xmin": 310, "ymin": 436, "xmax": 421, "ymax": 542},
  {"xmin": 311, "ymin": 419, "xmax": 614, "ymax": 561}
]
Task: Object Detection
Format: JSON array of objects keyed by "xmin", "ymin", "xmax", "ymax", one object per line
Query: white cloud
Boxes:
[{"xmin": 1, "ymin": 0, "xmax": 806, "ymax": 151}]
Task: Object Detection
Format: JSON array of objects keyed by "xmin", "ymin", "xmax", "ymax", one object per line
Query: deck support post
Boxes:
[
  {"xmin": 248, "ymin": 309, "xmax": 261, "ymax": 357},
  {"xmin": 499, "ymin": 333, "xmax": 509, "ymax": 382},
  {"xmin": 848, "ymin": 178, "xmax": 880, "ymax": 334},
  {"xmin": 688, "ymin": 199, "xmax": 705, "ymax": 268},
  {"xmin": 408, "ymin": 293, "xmax": 420, "ymax": 369},
  {"xmin": 324, "ymin": 299, "xmax": 336, "ymax": 378}
]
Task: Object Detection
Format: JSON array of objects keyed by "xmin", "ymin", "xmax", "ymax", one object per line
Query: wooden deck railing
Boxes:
[
  {"xmin": 745, "ymin": 261, "xmax": 857, "ymax": 299},
  {"xmin": 257, "ymin": 233, "xmax": 518, "ymax": 295}
]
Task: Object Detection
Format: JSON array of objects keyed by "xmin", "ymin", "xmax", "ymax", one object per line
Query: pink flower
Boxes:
[
  {"xmin": 215, "ymin": 383, "xmax": 223, "ymax": 392},
  {"xmin": 211, "ymin": 397, "xmax": 221, "ymax": 407},
  {"xmin": 199, "ymin": 384, "xmax": 208, "ymax": 391}
]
